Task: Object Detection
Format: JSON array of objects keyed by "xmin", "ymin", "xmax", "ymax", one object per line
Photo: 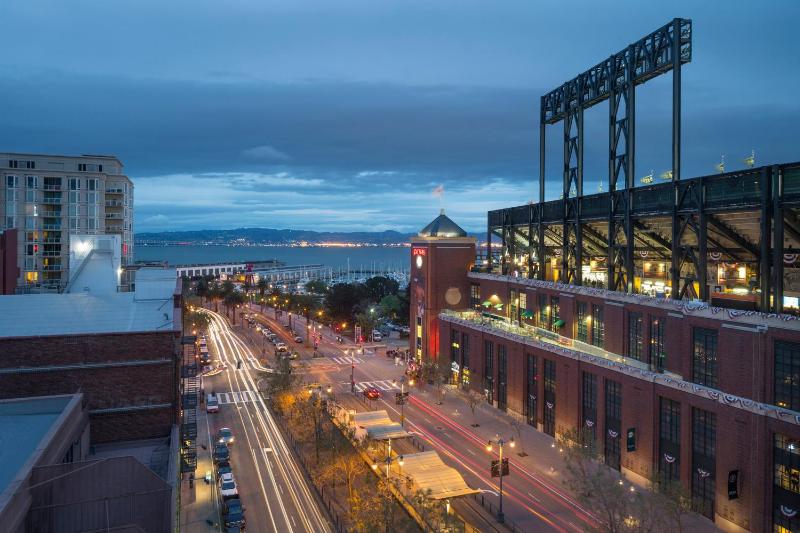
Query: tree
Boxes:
[
  {"xmin": 305, "ymin": 279, "xmax": 328, "ymax": 294},
  {"xmin": 207, "ymin": 282, "xmax": 223, "ymax": 313},
  {"xmin": 194, "ymin": 278, "xmax": 209, "ymax": 303},
  {"xmin": 466, "ymin": 390, "xmax": 483, "ymax": 427},
  {"xmin": 364, "ymin": 276, "xmax": 399, "ymax": 302},
  {"xmin": 355, "ymin": 311, "xmax": 378, "ymax": 341},
  {"xmin": 223, "ymin": 290, "xmax": 245, "ymax": 325},
  {"xmin": 378, "ymin": 294, "xmax": 401, "ymax": 322},
  {"xmin": 325, "ymin": 283, "xmax": 367, "ymax": 323}
]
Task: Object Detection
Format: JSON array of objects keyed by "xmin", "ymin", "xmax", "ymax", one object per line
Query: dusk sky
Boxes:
[{"xmin": 1, "ymin": 0, "xmax": 798, "ymax": 234}]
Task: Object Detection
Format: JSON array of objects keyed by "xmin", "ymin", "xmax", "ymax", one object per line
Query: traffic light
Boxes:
[{"xmin": 490, "ymin": 458, "xmax": 509, "ymax": 477}]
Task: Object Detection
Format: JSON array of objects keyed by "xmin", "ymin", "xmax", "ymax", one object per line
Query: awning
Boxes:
[
  {"xmin": 553, "ymin": 318, "xmax": 565, "ymax": 328},
  {"xmin": 353, "ymin": 410, "xmax": 411, "ymax": 441},
  {"xmin": 394, "ymin": 451, "xmax": 479, "ymax": 500}
]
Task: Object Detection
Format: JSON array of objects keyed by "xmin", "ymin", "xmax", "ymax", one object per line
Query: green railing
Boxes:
[{"xmin": 440, "ymin": 309, "xmax": 650, "ymax": 371}]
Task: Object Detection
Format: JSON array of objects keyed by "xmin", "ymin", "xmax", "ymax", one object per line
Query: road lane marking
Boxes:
[{"xmin": 527, "ymin": 491, "xmax": 542, "ymax": 503}]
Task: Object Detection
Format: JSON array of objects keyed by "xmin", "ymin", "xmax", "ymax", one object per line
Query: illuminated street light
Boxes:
[{"xmin": 486, "ymin": 434, "xmax": 515, "ymax": 523}]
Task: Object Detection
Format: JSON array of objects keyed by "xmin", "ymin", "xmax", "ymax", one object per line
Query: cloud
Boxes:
[
  {"xmin": 242, "ymin": 144, "xmax": 290, "ymax": 161},
  {"xmin": 142, "ymin": 214, "xmax": 169, "ymax": 225}
]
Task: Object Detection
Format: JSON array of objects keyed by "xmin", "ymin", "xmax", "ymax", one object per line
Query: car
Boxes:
[
  {"xmin": 223, "ymin": 498, "xmax": 246, "ymax": 528},
  {"xmin": 372, "ymin": 332, "xmax": 383, "ymax": 342},
  {"xmin": 362, "ymin": 387, "xmax": 381, "ymax": 400},
  {"xmin": 276, "ymin": 342, "xmax": 288, "ymax": 352},
  {"xmin": 216, "ymin": 460, "xmax": 232, "ymax": 477},
  {"xmin": 218, "ymin": 427, "xmax": 235, "ymax": 446},
  {"xmin": 219, "ymin": 473, "xmax": 239, "ymax": 499},
  {"xmin": 213, "ymin": 443, "xmax": 230, "ymax": 463},
  {"xmin": 206, "ymin": 394, "xmax": 219, "ymax": 413},
  {"xmin": 283, "ymin": 323, "xmax": 292, "ymax": 330},
  {"xmin": 287, "ymin": 351, "xmax": 299, "ymax": 360},
  {"xmin": 293, "ymin": 335, "xmax": 302, "ymax": 343}
]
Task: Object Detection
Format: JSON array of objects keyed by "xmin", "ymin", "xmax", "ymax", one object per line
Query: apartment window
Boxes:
[
  {"xmin": 526, "ymin": 354, "xmax": 537, "ymax": 427},
  {"xmin": 775, "ymin": 341, "xmax": 800, "ymax": 411},
  {"xmin": 88, "ymin": 178, "xmax": 98, "ymax": 191},
  {"xmin": 659, "ymin": 398, "xmax": 681, "ymax": 482},
  {"xmin": 650, "ymin": 316, "xmax": 666, "ymax": 372},
  {"xmin": 5, "ymin": 217, "xmax": 14, "ymax": 229},
  {"xmin": 24, "ymin": 257, "xmax": 34, "ymax": 270},
  {"xmin": 543, "ymin": 359, "xmax": 556, "ymax": 436},
  {"xmin": 692, "ymin": 328, "xmax": 718, "ymax": 388},
  {"xmin": 576, "ymin": 301, "xmax": 588, "ymax": 342},
  {"xmin": 6, "ymin": 175, "xmax": 19, "ymax": 188},
  {"xmin": 604, "ymin": 379, "xmax": 622, "ymax": 470},
  {"xmin": 68, "ymin": 204, "xmax": 79, "ymax": 217},
  {"xmin": 538, "ymin": 294, "xmax": 548, "ymax": 328},
  {"xmin": 450, "ymin": 328, "xmax": 460, "ymax": 363},
  {"xmin": 69, "ymin": 218, "xmax": 79, "ymax": 230},
  {"xmin": 25, "ymin": 189, "xmax": 36, "ymax": 203},
  {"xmin": 627, "ymin": 312, "xmax": 643, "ymax": 361},
  {"xmin": 470, "ymin": 284, "xmax": 481, "ymax": 308},
  {"xmin": 68, "ymin": 191, "xmax": 80, "ymax": 204},
  {"xmin": 519, "ymin": 292, "xmax": 527, "ymax": 316},
  {"xmin": 68, "ymin": 178, "xmax": 81, "ymax": 190},
  {"xmin": 773, "ymin": 434, "xmax": 800, "ymax": 533},
  {"xmin": 692, "ymin": 408, "xmax": 716, "ymax": 520},
  {"xmin": 582, "ymin": 372, "xmax": 597, "ymax": 442},
  {"xmin": 8, "ymin": 159, "xmax": 18, "ymax": 168},
  {"xmin": 591, "ymin": 305, "xmax": 605, "ymax": 348},
  {"xmin": 25, "ymin": 216, "xmax": 35, "ymax": 230},
  {"xmin": 78, "ymin": 163, "xmax": 87, "ymax": 171},
  {"xmin": 25, "ymin": 160, "xmax": 35, "ymax": 169},
  {"xmin": 461, "ymin": 333, "xmax": 470, "ymax": 387},
  {"xmin": 87, "ymin": 204, "xmax": 97, "ymax": 218},
  {"xmin": 26, "ymin": 175, "xmax": 38, "ymax": 189},
  {"xmin": 484, "ymin": 340, "xmax": 494, "ymax": 403},
  {"xmin": 87, "ymin": 191, "xmax": 98, "ymax": 204},
  {"xmin": 87, "ymin": 218, "xmax": 96, "ymax": 231}
]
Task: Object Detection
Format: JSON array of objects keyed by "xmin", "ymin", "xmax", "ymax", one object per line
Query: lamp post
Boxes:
[
  {"xmin": 348, "ymin": 349, "xmax": 356, "ymax": 393},
  {"xmin": 486, "ymin": 434, "xmax": 515, "ymax": 523},
  {"xmin": 372, "ymin": 438, "xmax": 403, "ymax": 482},
  {"xmin": 393, "ymin": 376, "xmax": 412, "ymax": 427}
]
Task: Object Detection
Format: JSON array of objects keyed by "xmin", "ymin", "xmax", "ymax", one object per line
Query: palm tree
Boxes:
[
  {"xmin": 195, "ymin": 278, "xmax": 209, "ymax": 304},
  {"xmin": 224, "ymin": 290, "xmax": 246, "ymax": 325},
  {"xmin": 257, "ymin": 278, "xmax": 269, "ymax": 312},
  {"xmin": 207, "ymin": 282, "xmax": 223, "ymax": 313}
]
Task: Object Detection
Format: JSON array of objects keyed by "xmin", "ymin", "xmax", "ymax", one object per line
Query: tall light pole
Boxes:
[
  {"xmin": 348, "ymin": 349, "xmax": 356, "ymax": 393},
  {"xmin": 372, "ymin": 438, "xmax": 403, "ymax": 481},
  {"xmin": 486, "ymin": 434, "xmax": 515, "ymax": 523},
  {"xmin": 393, "ymin": 376, "xmax": 412, "ymax": 427}
]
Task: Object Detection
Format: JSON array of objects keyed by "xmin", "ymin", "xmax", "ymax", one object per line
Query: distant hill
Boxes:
[{"xmin": 134, "ymin": 227, "xmax": 417, "ymax": 245}]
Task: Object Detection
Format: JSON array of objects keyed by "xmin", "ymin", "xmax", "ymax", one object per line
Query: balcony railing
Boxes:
[
  {"xmin": 42, "ymin": 264, "xmax": 62, "ymax": 271},
  {"xmin": 105, "ymin": 200, "xmax": 123, "ymax": 207},
  {"xmin": 106, "ymin": 188, "xmax": 124, "ymax": 194},
  {"xmin": 42, "ymin": 224, "xmax": 62, "ymax": 230},
  {"xmin": 440, "ymin": 309, "xmax": 651, "ymax": 371},
  {"xmin": 42, "ymin": 195, "xmax": 62, "ymax": 204},
  {"xmin": 105, "ymin": 213, "xmax": 123, "ymax": 219},
  {"xmin": 42, "ymin": 184, "xmax": 62, "ymax": 191}
]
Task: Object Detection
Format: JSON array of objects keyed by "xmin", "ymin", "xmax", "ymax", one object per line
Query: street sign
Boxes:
[
  {"xmin": 490, "ymin": 458, "xmax": 509, "ymax": 478},
  {"xmin": 728, "ymin": 470, "xmax": 739, "ymax": 500},
  {"xmin": 395, "ymin": 391, "xmax": 409, "ymax": 405},
  {"xmin": 626, "ymin": 428, "xmax": 636, "ymax": 452}
]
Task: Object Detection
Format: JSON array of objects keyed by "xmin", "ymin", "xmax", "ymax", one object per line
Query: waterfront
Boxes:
[{"xmin": 135, "ymin": 244, "xmax": 410, "ymax": 271}]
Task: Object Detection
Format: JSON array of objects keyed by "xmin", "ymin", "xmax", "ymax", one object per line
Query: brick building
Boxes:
[
  {"xmin": 0, "ymin": 267, "xmax": 181, "ymax": 443},
  {"xmin": 0, "ymin": 228, "xmax": 19, "ymax": 294},
  {"xmin": 411, "ymin": 213, "xmax": 800, "ymax": 532}
]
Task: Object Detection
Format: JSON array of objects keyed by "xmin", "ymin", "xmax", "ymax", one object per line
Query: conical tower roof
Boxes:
[{"xmin": 418, "ymin": 209, "xmax": 468, "ymax": 238}]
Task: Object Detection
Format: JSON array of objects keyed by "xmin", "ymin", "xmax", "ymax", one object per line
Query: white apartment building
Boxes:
[{"xmin": 0, "ymin": 153, "xmax": 134, "ymax": 291}]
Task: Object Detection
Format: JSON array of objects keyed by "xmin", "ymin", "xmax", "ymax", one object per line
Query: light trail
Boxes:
[{"xmin": 202, "ymin": 309, "xmax": 332, "ymax": 533}]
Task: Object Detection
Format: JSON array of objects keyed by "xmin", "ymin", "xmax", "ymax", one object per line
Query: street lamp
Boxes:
[
  {"xmin": 348, "ymin": 349, "xmax": 356, "ymax": 393},
  {"xmin": 393, "ymin": 376, "xmax": 409, "ymax": 427},
  {"xmin": 486, "ymin": 434, "xmax": 515, "ymax": 523}
]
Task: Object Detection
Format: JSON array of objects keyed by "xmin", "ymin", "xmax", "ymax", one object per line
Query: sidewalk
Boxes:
[{"xmin": 180, "ymin": 400, "xmax": 221, "ymax": 532}]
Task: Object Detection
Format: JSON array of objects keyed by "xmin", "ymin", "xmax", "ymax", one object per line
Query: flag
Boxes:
[{"xmin": 432, "ymin": 184, "xmax": 444, "ymax": 198}]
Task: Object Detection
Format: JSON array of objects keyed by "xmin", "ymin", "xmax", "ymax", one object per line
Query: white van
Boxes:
[
  {"xmin": 372, "ymin": 331, "xmax": 383, "ymax": 342},
  {"xmin": 206, "ymin": 394, "xmax": 219, "ymax": 413}
]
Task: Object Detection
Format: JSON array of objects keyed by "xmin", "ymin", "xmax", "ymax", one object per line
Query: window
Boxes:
[
  {"xmin": 576, "ymin": 301, "xmax": 588, "ymax": 342},
  {"xmin": 659, "ymin": 398, "xmax": 681, "ymax": 482},
  {"xmin": 88, "ymin": 178, "xmax": 98, "ymax": 191},
  {"xmin": 497, "ymin": 345, "xmax": 507, "ymax": 410},
  {"xmin": 692, "ymin": 408, "xmax": 716, "ymax": 520},
  {"xmin": 8, "ymin": 159, "xmax": 18, "ymax": 168},
  {"xmin": 87, "ymin": 204, "xmax": 97, "ymax": 218},
  {"xmin": 6, "ymin": 175, "xmax": 19, "ymax": 188},
  {"xmin": 773, "ymin": 434, "xmax": 800, "ymax": 533},
  {"xmin": 538, "ymin": 294, "xmax": 548, "ymax": 328},
  {"xmin": 450, "ymin": 328, "xmax": 459, "ymax": 363},
  {"xmin": 25, "ymin": 189, "xmax": 36, "ymax": 203},
  {"xmin": 543, "ymin": 359, "xmax": 556, "ymax": 436},
  {"xmin": 582, "ymin": 372, "xmax": 597, "ymax": 441},
  {"xmin": 461, "ymin": 333, "xmax": 470, "ymax": 386},
  {"xmin": 484, "ymin": 341, "xmax": 494, "ymax": 403},
  {"xmin": 550, "ymin": 296, "xmax": 560, "ymax": 332},
  {"xmin": 69, "ymin": 191, "xmax": 80, "ymax": 204},
  {"xmin": 69, "ymin": 218, "xmax": 79, "ymax": 230},
  {"xmin": 5, "ymin": 217, "xmax": 14, "ymax": 229},
  {"xmin": 692, "ymin": 328, "xmax": 718, "ymax": 388},
  {"xmin": 509, "ymin": 289, "xmax": 518, "ymax": 322},
  {"xmin": 605, "ymin": 379, "xmax": 622, "ymax": 470},
  {"xmin": 25, "ymin": 160, "xmax": 35, "ymax": 169},
  {"xmin": 627, "ymin": 312, "xmax": 643, "ymax": 361},
  {"xmin": 68, "ymin": 178, "xmax": 81, "ymax": 190},
  {"xmin": 775, "ymin": 341, "xmax": 800, "ymax": 411},
  {"xmin": 87, "ymin": 191, "xmax": 97, "ymax": 204},
  {"xmin": 26, "ymin": 175, "xmax": 38, "ymax": 189},
  {"xmin": 25, "ymin": 216, "xmax": 35, "ymax": 230},
  {"xmin": 78, "ymin": 163, "xmax": 87, "ymax": 171},
  {"xmin": 650, "ymin": 316, "xmax": 666, "ymax": 371},
  {"xmin": 87, "ymin": 218, "xmax": 96, "ymax": 230},
  {"xmin": 591, "ymin": 305, "xmax": 605, "ymax": 348},
  {"xmin": 526, "ymin": 354, "xmax": 537, "ymax": 427},
  {"xmin": 470, "ymin": 284, "xmax": 481, "ymax": 308},
  {"xmin": 68, "ymin": 204, "xmax": 79, "ymax": 217},
  {"xmin": 519, "ymin": 292, "xmax": 527, "ymax": 316}
]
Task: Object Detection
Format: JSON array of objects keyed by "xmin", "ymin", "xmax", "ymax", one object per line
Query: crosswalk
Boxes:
[
  {"xmin": 331, "ymin": 356, "xmax": 364, "ymax": 365},
  {"xmin": 343, "ymin": 380, "xmax": 401, "ymax": 392},
  {"xmin": 215, "ymin": 390, "xmax": 260, "ymax": 405}
]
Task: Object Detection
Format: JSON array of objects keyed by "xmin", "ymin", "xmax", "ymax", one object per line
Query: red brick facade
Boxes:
[
  {"xmin": 0, "ymin": 228, "xmax": 18, "ymax": 295},
  {"xmin": 435, "ymin": 273, "xmax": 800, "ymax": 532},
  {"xmin": 0, "ymin": 331, "xmax": 180, "ymax": 443}
]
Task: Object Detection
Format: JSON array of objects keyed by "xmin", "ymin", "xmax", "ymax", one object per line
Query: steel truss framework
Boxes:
[{"xmin": 488, "ymin": 163, "xmax": 800, "ymax": 313}]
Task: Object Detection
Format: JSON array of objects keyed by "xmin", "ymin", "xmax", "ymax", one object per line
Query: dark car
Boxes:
[
  {"xmin": 362, "ymin": 386, "xmax": 381, "ymax": 400},
  {"xmin": 217, "ymin": 460, "xmax": 232, "ymax": 477},
  {"xmin": 213, "ymin": 443, "xmax": 230, "ymax": 463},
  {"xmin": 224, "ymin": 498, "xmax": 246, "ymax": 528}
]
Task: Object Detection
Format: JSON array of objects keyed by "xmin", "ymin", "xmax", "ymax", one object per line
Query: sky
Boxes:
[{"xmin": 1, "ymin": 0, "xmax": 798, "ymax": 234}]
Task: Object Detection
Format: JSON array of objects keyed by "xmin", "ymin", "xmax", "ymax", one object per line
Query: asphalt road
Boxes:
[
  {"xmin": 200, "ymin": 308, "xmax": 332, "ymax": 533},
  {"xmin": 245, "ymin": 305, "xmax": 597, "ymax": 533}
]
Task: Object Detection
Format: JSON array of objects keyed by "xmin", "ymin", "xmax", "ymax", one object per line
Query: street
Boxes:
[
  {"xmin": 244, "ymin": 304, "xmax": 598, "ymax": 533},
  {"xmin": 200, "ymin": 308, "xmax": 332, "ymax": 533}
]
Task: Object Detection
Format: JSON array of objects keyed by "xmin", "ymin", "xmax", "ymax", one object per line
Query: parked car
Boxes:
[
  {"xmin": 213, "ymin": 443, "xmax": 230, "ymax": 463},
  {"xmin": 223, "ymin": 498, "xmax": 246, "ymax": 528},
  {"xmin": 283, "ymin": 323, "xmax": 292, "ymax": 330},
  {"xmin": 218, "ymin": 427, "xmax": 235, "ymax": 446},
  {"xmin": 372, "ymin": 332, "xmax": 383, "ymax": 342},
  {"xmin": 216, "ymin": 460, "xmax": 232, "ymax": 477},
  {"xmin": 362, "ymin": 387, "xmax": 381, "ymax": 400},
  {"xmin": 276, "ymin": 342, "xmax": 288, "ymax": 352},
  {"xmin": 293, "ymin": 335, "xmax": 302, "ymax": 343},
  {"xmin": 219, "ymin": 473, "xmax": 239, "ymax": 499},
  {"xmin": 206, "ymin": 394, "xmax": 219, "ymax": 413}
]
